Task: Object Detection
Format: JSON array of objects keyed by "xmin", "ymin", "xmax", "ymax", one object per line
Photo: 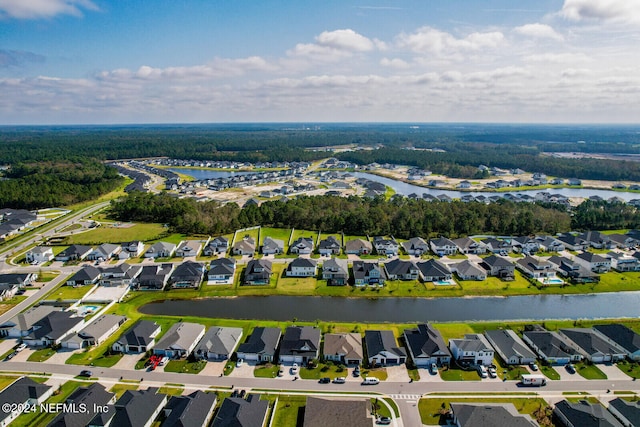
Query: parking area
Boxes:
[
  {"xmin": 228, "ymin": 360, "xmax": 256, "ymax": 378},
  {"xmin": 113, "ymin": 353, "xmax": 143, "ymax": 370},
  {"xmin": 7, "ymin": 347, "xmax": 34, "ymax": 362},
  {"xmin": 0, "ymin": 338, "xmax": 19, "ymax": 356},
  {"xmin": 598, "ymin": 363, "xmax": 632, "ymax": 381},
  {"xmin": 385, "ymin": 365, "xmax": 410, "ymax": 382},
  {"xmin": 199, "ymin": 360, "xmax": 226, "ymax": 377},
  {"xmin": 47, "ymin": 348, "xmax": 81, "ymax": 364}
]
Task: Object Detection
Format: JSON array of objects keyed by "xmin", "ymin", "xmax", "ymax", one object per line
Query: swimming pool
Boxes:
[
  {"xmin": 433, "ymin": 279, "xmax": 457, "ymax": 286},
  {"xmin": 76, "ymin": 305, "xmax": 99, "ymax": 316},
  {"xmin": 538, "ymin": 277, "xmax": 564, "ymax": 285}
]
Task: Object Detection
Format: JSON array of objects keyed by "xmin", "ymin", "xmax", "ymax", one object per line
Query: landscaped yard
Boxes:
[
  {"xmin": 540, "ymin": 364, "xmax": 561, "ymax": 380},
  {"xmin": 299, "ymin": 362, "xmax": 348, "ymax": 380},
  {"xmin": 617, "ymin": 360, "xmax": 640, "ymax": 379},
  {"xmin": 272, "ymin": 395, "xmax": 306, "ymax": 427},
  {"xmin": 362, "ymin": 367, "xmax": 388, "ymax": 381},
  {"xmin": 109, "ymin": 382, "xmax": 139, "ymax": 398},
  {"xmin": 164, "ymin": 359, "xmax": 207, "ymax": 374},
  {"xmin": 575, "ymin": 362, "xmax": 607, "ymax": 380},
  {"xmin": 439, "ymin": 366, "xmax": 481, "ymax": 381},
  {"xmin": 63, "ymin": 222, "xmax": 167, "ymax": 244},
  {"xmin": 254, "ymin": 363, "xmax": 279, "ymax": 378},
  {"xmin": 27, "ymin": 347, "xmax": 57, "ymax": 362}
]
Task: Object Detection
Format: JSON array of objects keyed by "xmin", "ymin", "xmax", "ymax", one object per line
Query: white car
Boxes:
[
  {"xmin": 488, "ymin": 366, "xmax": 497, "ymax": 378},
  {"xmin": 236, "ymin": 358, "xmax": 244, "ymax": 367},
  {"xmin": 290, "ymin": 363, "xmax": 299, "ymax": 375},
  {"xmin": 477, "ymin": 365, "xmax": 488, "ymax": 378},
  {"xmin": 430, "ymin": 363, "xmax": 438, "ymax": 374},
  {"xmin": 332, "ymin": 377, "xmax": 346, "ymax": 384},
  {"xmin": 530, "ymin": 362, "xmax": 539, "ymax": 371},
  {"xmin": 15, "ymin": 343, "xmax": 27, "ymax": 352}
]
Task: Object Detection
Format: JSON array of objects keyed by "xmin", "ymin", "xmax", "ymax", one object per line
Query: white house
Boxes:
[
  {"xmin": 25, "ymin": 246, "xmax": 54, "ymax": 264},
  {"xmin": 119, "ymin": 241, "xmax": 145, "ymax": 259},
  {"xmin": 449, "ymin": 334, "xmax": 495, "ymax": 366},
  {"xmin": 286, "ymin": 258, "xmax": 317, "ymax": 277}
]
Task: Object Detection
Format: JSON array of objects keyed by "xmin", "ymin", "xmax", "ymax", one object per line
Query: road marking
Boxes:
[{"xmin": 389, "ymin": 394, "xmax": 422, "ymax": 400}]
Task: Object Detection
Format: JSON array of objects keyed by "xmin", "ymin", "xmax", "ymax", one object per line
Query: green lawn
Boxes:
[
  {"xmin": 290, "ymin": 229, "xmax": 319, "ymax": 246},
  {"xmin": 254, "ymin": 363, "xmax": 279, "ymax": 378},
  {"xmin": 164, "ymin": 359, "xmax": 207, "ymax": 374},
  {"xmin": 276, "ymin": 273, "xmax": 319, "ymax": 295},
  {"xmin": 37, "ymin": 272, "xmax": 59, "ymax": 282},
  {"xmin": 260, "ymin": 227, "xmax": 292, "ymax": 249},
  {"xmin": 299, "ymin": 362, "xmax": 348, "ymax": 380},
  {"xmin": 418, "ymin": 398, "xmax": 552, "ymax": 426},
  {"xmin": 0, "ymin": 375, "xmax": 19, "ymax": 390},
  {"xmin": 575, "ymin": 362, "xmax": 608, "ymax": 380},
  {"xmin": 272, "ymin": 395, "xmax": 306, "ymax": 427},
  {"xmin": 12, "ymin": 381, "xmax": 85, "ymax": 427},
  {"xmin": 362, "ymin": 367, "xmax": 388, "ymax": 381},
  {"xmin": 439, "ymin": 366, "xmax": 481, "ymax": 381},
  {"xmin": 540, "ymin": 364, "xmax": 561, "ymax": 380},
  {"xmin": 27, "ymin": 347, "xmax": 57, "ymax": 362},
  {"xmin": 617, "ymin": 360, "xmax": 640, "ymax": 379},
  {"xmin": 158, "ymin": 384, "xmax": 185, "ymax": 395},
  {"xmin": 234, "ymin": 228, "xmax": 260, "ymax": 247},
  {"xmin": 63, "ymin": 223, "xmax": 167, "ymax": 244},
  {"xmin": 494, "ymin": 359, "xmax": 531, "ymax": 381},
  {"xmin": 109, "ymin": 383, "xmax": 139, "ymax": 398},
  {"xmin": 44, "ymin": 283, "xmax": 94, "ymax": 301}
]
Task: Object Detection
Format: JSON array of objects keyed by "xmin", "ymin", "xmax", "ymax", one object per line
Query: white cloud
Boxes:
[
  {"xmin": 396, "ymin": 26, "xmax": 505, "ymax": 56},
  {"xmin": 523, "ymin": 52, "xmax": 592, "ymax": 63},
  {"xmin": 286, "ymin": 29, "xmax": 382, "ymax": 62},
  {"xmin": 514, "ymin": 23, "xmax": 564, "ymax": 41},
  {"xmin": 560, "ymin": 0, "xmax": 640, "ymax": 24},
  {"xmin": 380, "ymin": 57, "xmax": 410, "ymax": 69},
  {"xmin": 0, "ymin": 0, "xmax": 98, "ymax": 19}
]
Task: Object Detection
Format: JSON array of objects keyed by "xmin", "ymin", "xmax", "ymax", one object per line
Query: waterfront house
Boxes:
[
  {"xmin": 153, "ymin": 322, "xmax": 206, "ymax": 358},
  {"xmin": 322, "ymin": 257, "xmax": 349, "ymax": 286},
  {"xmin": 194, "ymin": 326, "xmax": 243, "ymax": 361},
  {"xmin": 323, "ymin": 333, "xmax": 363, "ymax": 366},
  {"xmin": 558, "ymin": 328, "xmax": 626, "ymax": 363},
  {"xmin": 384, "ymin": 259, "xmax": 419, "ymax": 281},
  {"xmin": 484, "ymin": 329, "xmax": 537, "ymax": 365},
  {"xmin": 236, "ymin": 327, "xmax": 281, "ymax": 363},
  {"xmin": 208, "ymin": 258, "xmax": 236, "ymax": 284},
  {"xmin": 364, "ymin": 330, "xmax": 407, "ymax": 366},
  {"xmin": 278, "ymin": 326, "xmax": 321, "ymax": 364},
  {"xmin": 243, "ymin": 259, "xmax": 272, "ymax": 285},
  {"xmin": 449, "ymin": 334, "xmax": 495, "ymax": 366},
  {"xmin": 522, "ymin": 330, "xmax": 582, "ymax": 365},
  {"xmin": 112, "ymin": 319, "xmax": 161, "ymax": 353},
  {"xmin": 404, "ymin": 323, "xmax": 451, "ymax": 367},
  {"xmin": 285, "ymin": 257, "xmax": 317, "ymax": 277}
]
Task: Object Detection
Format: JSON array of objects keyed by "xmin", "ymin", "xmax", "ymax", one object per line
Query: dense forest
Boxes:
[
  {"xmin": 0, "ymin": 160, "xmax": 124, "ymax": 209},
  {"xmin": 109, "ymin": 192, "xmax": 579, "ymax": 238}
]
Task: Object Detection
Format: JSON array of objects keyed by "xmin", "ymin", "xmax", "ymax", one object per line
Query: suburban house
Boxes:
[
  {"xmin": 135, "ymin": 264, "xmax": 174, "ymax": 290},
  {"xmin": 95, "ymin": 387, "xmax": 167, "ymax": 427},
  {"xmin": 212, "ymin": 395, "xmax": 269, "ymax": 427},
  {"xmin": 607, "ymin": 251, "xmax": 640, "ymax": 272},
  {"xmin": 290, "ymin": 236, "xmax": 314, "ymax": 254},
  {"xmin": 232, "ymin": 236, "xmax": 256, "ymax": 256},
  {"xmin": 112, "ymin": 319, "xmax": 161, "ymax": 353},
  {"xmin": 243, "ymin": 259, "xmax": 272, "ymax": 285},
  {"xmin": 430, "ymin": 237, "xmax": 458, "ymax": 256},
  {"xmin": 481, "ymin": 238, "xmax": 512, "ymax": 254},
  {"xmin": 87, "ymin": 243, "xmax": 121, "ymax": 261},
  {"xmin": 574, "ymin": 252, "xmax": 611, "ymax": 273},
  {"xmin": 118, "ymin": 241, "xmax": 145, "ymax": 259},
  {"xmin": 516, "ymin": 256, "xmax": 557, "ymax": 279},
  {"xmin": 25, "ymin": 246, "xmax": 54, "ymax": 264},
  {"xmin": 522, "ymin": 330, "xmax": 583, "ymax": 365},
  {"xmin": 352, "ymin": 260, "xmax": 386, "ymax": 286},
  {"xmin": 417, "ymin": 259, "xmax": 452, "ymax": 282},
  {"xmin": 61, "ymin": 314, "xmax": 127, "ymax": 349},
  {"xmin": 403, "ymin": 323, "xmax": 452, "ymax": 367},
  {"xmin": 304, "ymin": 397, "xmax": 374, "ymax": 427},
  {"xmin": 318, "ymin": 236, "xmax": 341, "ymax": 255},
  {"xmin": 384, "ymin": 259, "xmax": 419, "ymax": 281},
  {"xmin": 557, "ymin": 233, "xmax": 588, "ymax": 251},
  {"xmin": 484, "ymin": 329, "xmax": 537, "ymax": 365},
  {"xmin": 22, "ymin": 310, "xmax": 85, "ymax": 347},
  {"xmin": 152, "ymin": 322, "xmax": 206, "ymax": 358},
  {"xmin": 47, "ymin": 383, "xmax": 116, "ymax": 427},
  {"xmin": 207, "ymin": 257, "xmax": 236, "ymax": 284},
  {"xmin": 481, "ymin": 255, "xmax": 515, "ymax": 279},
  {"xmin": 373, "ymin": 236, "xmax": 399, "ymax": 255},
  {"xmin": 261, "ymin": 236, "xmax": 284, "ymax": 255},
  {"xmin": 345, "ymin": 238, "xmax": 373, "ymax": 255},
  {"xmin": 236, "ymin": 327, "xmax": 282, "ymax": 363},
  {"xmin": 512, "ymin": 236, "xmax": 540, "ymax": 254},
  {"xmin": 322, "ymin": 257, "xmax": 349, "ymax": 286},
  {"xmin": 66, "ymin": 266, "xmax": 101, "ymax": 286},
  {"xmin": 193, "ymin": 326, "xmax": 243, "ymax": 361},
  {"xmin": 322, "ymin": 333, "xmax": 363, "ymax": 366},
  {"xmin": 285, "ymin": 257, "xmax": 317, "ymax": 277},
  {"xmin": 402, "ymin": 237, "xmax": 430, "ymax": 256},
  {"xmin": 451, "ymin": 260, "xmax": 487, "ymax": 281},
  {"xmin": 0, "ymin": 305, "xmax": 58, "ymax": 338},
  {"xmin": 450, "ymin": 403, "xmax": 541, "ymax": 427},
  {"xmin": 203, "ymin": 236, "xmax": 229, "ymax": 256},
  {"xmin": 593, "ymin": 324, "xmax": 640, "ymax": 361},
  {"xmin": 536, "ymin": 236, "xmax": 565, "ymax": 252},
  {"xmin": 449, "ymin": 334, "xmax": 495, "ymax": 366},
  {"xmin": 558, "ymin": 328, "xmax": 626, "ymax": 363},
  {"xmin": 175, "ymin": 240, "xmax": 203, "ymax": 257},
  {"xmin": 163, "ymin": 391, "xmax": 217, "ymax": 427},
  {"xmin": 55, "ymin": 244, "xmax": 92, "ymax": 261},
  {"xmin": 548, "ymin": 256, "xmax": 599, "ymax": 283},
  {"xmin": 99, "ymin": 263, "xmax": 142, "ymax": 287},
  {"xmin": 607, "ymin": 233, "xmax": 639, "ymax": 249},
  {"xmin": 452, "ymin": 237, "xmax": 487, "ymax": 255},
  {"xmin": 554, "ymin": 400, "xmax": 623, "ymax": 427},
  {"xmin": 169, "ymin": 261, "xmax": 205, "ymax": 288},
  {"xmin": 0, "ymin": 377, "xmax": 54, "ymax": 427},
  {"xmin": 364, "ymin": 330, "xmax": 407, "ymax": 366},
  {"xmin": 278, "ymin": 326, "xmax": 321, "ymax": 364},
  {"xmin": 578, "ymin": 230, "xmax": 613, "ymax": 249},
  {"xmin": 607, "ymin": 398, "xmax": 640, "ymax": 427},
  {"xmin": 144, "ymin": 241, "xmax": 177, "ymax": 258}
]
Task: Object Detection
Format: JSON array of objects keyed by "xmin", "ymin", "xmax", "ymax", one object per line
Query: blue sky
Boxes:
[{"xmin": 1, "ymin": 0, "xmax": 639, "ymax": 124}]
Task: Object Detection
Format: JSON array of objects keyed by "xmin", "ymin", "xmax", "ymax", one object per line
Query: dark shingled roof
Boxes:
[
  {"xmin": 236, "ymin": 327, "xmax": 281, "ymax": 356},
  {"xmin": 554, "ymin": 400, "xmax": 623, "ymax": 427},
  {"xmin": 608, "ymin": 398, "xmax": 640, "ymax": 427},
  {"xmin": 212, "ymin": 395, "xmax": 269, "ymax": 427},
  {"xmin": 304, "ymin": 397, "xmax": 372, "ymax": 427},
  {"xmin": 364, "ymin": 330, "xmax": 406, "ymax": 358},
  {"xmin": 162, "ymin": 390, "xmax": 217, "ymax": 427},
  {"xmin": 0, "ymin": 377, "xmax": 52, "ymax": 423},
  {"xmin": 451, "ymin": 403, "xmax": 539, "ymax": 427},
  {"xmin": 594, "ymin": 324, "xmax": 640, "ymax": 354}
]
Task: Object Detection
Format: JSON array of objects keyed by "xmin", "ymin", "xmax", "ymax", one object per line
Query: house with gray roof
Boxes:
[
  {"xmin": 23, "ymin": 310, "xmax": 85, "ymax": 347},
  {"xmin": 402, "ymin": 237, "xmax": 430, "ymax": 256},
  {"xmin": 286, "ymin": 257, "xmax": 317, "ymax": 277},
  {"xmin": 554, "ymin": 399, "xmax": 623, "ymax": 427},
  {"xmin": 384, "ymin": 259, "xmax": 419, "ymax": 281},
  {"xmin": 373, "ymin": 236, "xmax": 399, "ymax": 255},
  {"xmin": 112, "ymin": 319, "xmax": 161, "ymax": 353},
  {"xmin": 557, "ymin": 233, "xmax": 588, "ymax": 251},
  {"xmin": 153, "ymin": 322, "xmax": 206, "ymax": 358},
  {"xmin": 607, "ymin": 251, "xmax": 640, "ymax": 272},
  {"xmin": 516, "ymin": 256, "xmax": 557, "ymax": 279},
  {"xmin": 558, "ymin": 328, "xmax": 626, "ymax": 363},
  {"xmin": 261, "ymin": 236, "xmax": 284, "ymax": 255},
  {"xmin": 430, "ymin": 237, "xmax": 458, "ymax": 256},
  {"xmin": 452, "ymin": 237, "xmax": 487, "ymax": 255},
  {"xmin": 176, "ymin": 240, "xmax": 203, "ymax": 258},
  {"xmin": 169, "ymin": 261, "xmax": 205, "ymax": 288},
  {"xmin": 48, "ymin": 383, "xmax": 116, "ymax": 427},
  {"xmin": 279, "ymin": 326, "xmax": 321, "ymax": 364},
  {"xmin": 91, "ymin": 387, "xmax": 167, "ymax": 427},
  {"xmin": 0, "ymin": 377, "xmax": 54, "ymax": 426},
  {"xmin": 574, "ymin": 251, "xmax": 611, "ymax": 273},
  {"xmin": 194, "ymin": 326, "xmax": 243, "ymax": 361},
  {"xmin": 203, "ymin": 236, "xmax": 229, "ymax": 256},
  {"xmin": 364, "ymin": 330, "xmax": 407, "ymax": 366},
  {"xmin": 25, "ymin": 246, "xmax": 54, "ymax": 264},
  {"xmin": 99, "ymin": 263, "xmax": 142, "ymax": 287},
  {"xmin": 0, "ymin": 305, "xmax": 58, "ymax": 338},
  {"xmin": 323, "ymin": 332, "xmax": 363, "ymax": 366},
  {"xmin": 290, "ymin": 236, "xmax": 314, "ymax": 254},
  {"xmin": 417, "ymin": 259, "xmax": 452, "ymax": 282},
  {"xmin": 243, "ymin": 259, "xmax": 272, "ymax": 285},
  {"xmin": 236, "ymin": 327, "xmax": 281, "ymax": 363},
  {"xmin": 481, "ymin": 255, "xmax": 515, "ymax": 279},
  {"xmin": 232, "ymin": 236, "xmax": 255, "ymax": 256},
  {"xmin": 536, "ymin": 236, "xmax": 565, "ymax": 252},
  {"xmin": 352, "ymin": 260, "xmax": 386, "ymax": 286},
  {"xmin": 318, "ymin": 236, "xmax": 341, "ymax": 255},
  {"xmin": 404, "ymin": 323, "xmax": 451, "ymax": 367},
  {"xmin": 484, "ymin": 329, "xmax": 537, "ymax": 365},
  {"xmin": 481, "ymin": 238, "xmax": 512, "ymax": 253},
  {"xmin": 61, "ymin": 314, "xmax": 127, "ymax": 349},
  {"xmin": 548, "ymin": 256, "xmax": 599, "ymax": 283},
  {"xmin": 451, "ymin": 403, "xmax": 540, "ymax": 427},
  {"xmin": 522, "ymin": 330, "xmax": 583, "ymax": 365},
  {"xmin": 55, "ymin": 244, "xmax": 93, "ymax": 261},
  {"xmin": 345, "ymin": 238, "xmax": 372, "ymax": 255},
  {"xmin": 144, "ymin": 241, "xmax": 177, "ymax": 258},
  {"xmin": 452, "ymin": 260, "xmax": 487, "ymax": 281},
  {"xmin": 607, "ymin": 398, "xmax": 640, "ymax": 427},
  {"xmin": 449, "ymin": 334, "xmax": 495, "ymax": 366},
  {"xmin": 578, "ymin": 230, "xmax": 612, "ymax": 249},
  {"xmin": 66, "ymin": 265, "xmax": 101, "ymax": 286},
  {"xmin": 593, "ymin": 324, "xmax": 640, "ymax": 361},
  {"xmin": 208, "ymin": 257, "xmax": 236, "ymax": 284},
  {"xmin": 304, "ymin": 397, "xmax": 373, "ymax": 427},
  {"xmin": 87, "ymin": 243, "xmax": 121, "ymax": 261},
  {"xmin": 322, "ymin": 257, "xmax": 349, "ymax": 286},
  {"xmin": 135, "ymin": 264, "xmax": 174, "ymax": 290},
  {"xmin": 162, "ymin": 390, "xmax": 217, "ymax": 427},
  {"xmin": 212, "ymin": 395, "xmax": 269, "ymax": 427}
]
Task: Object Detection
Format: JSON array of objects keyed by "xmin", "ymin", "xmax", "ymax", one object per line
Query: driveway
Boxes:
[
  {"xmin": 417, "ymin": 368, "xmax": 444, "ymax": 383},
  {"xmin": 113, "ymin": 353, "xmax": 143, "ymax": 371},
  {"xmin": 228, "ymin": 360, "xmax": 256, "ymax": 379},
  {"xmin": 200, "ymin": 360, "xmax": 225, "ymax": 377},
  {"xmin": 553, "ymin": 365, "xmax": 586, "ymax": 381},
  {"xmin": 0, "ymin": 338, "xmax": 19, "ymax": 356},
  {"xmin": 386, "ymin": 365, "xmax": 410, "ymax": 382},
  {"xmin": 47, "ymin": 348, "xmax": 81, "ymax": 364},
  {"xmin": 7, "ymin": 347, "xmax": 34, "ymax": 362},
  {"xmin": 599, "ymin": 363, "xmax": 632, "ymax": 381}
]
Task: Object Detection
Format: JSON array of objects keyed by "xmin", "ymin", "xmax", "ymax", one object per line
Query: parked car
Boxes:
[
  {"xmin": 15, "ymin": 343, "xmax": 27, "ymax": 352},
  {"xmin": 5, "ymin": 351, "xmax": 17, "ymax": 360},
  {"xmin": 79, "ymin": 370, "xmax": 92, "ymax": 378},
  {"xmin": 278, "ymin": 366, "xmax": 284, "ymax": 377},
  {"xmin": 353, "ymin": 366, "xmax": 361, "ymax": 377},
  {"xmin": 290, "ymin": 363, "xmax": 299, "ymax": 375},
  {"xmin": 488, "ymin": 366, "xmax": 497, "ymax": 378},
  {"xmin": 376, "ymin": 416, "xmax": 392, "ymax": 425},
  {"xmin": 362, "ymin": 377, "xmax": 379, "ymax": 385},
  {"xmin": 159, "ymin": 356, "xmax": 169, "ymax": 366},
  {"xmin": 530, "ymin": 362, "xmax": 539, "ymax": 371},
  {"xmin": 236, "ymin": 358, "xmax": 243, "ymax": 367},
  {"xmin": 319, "ymin": 377, "xmax": 331, "ymax": 384},
  {"xmin": 239, "ymin": 389, "xmax": 246, "ymax": 398},
  {"xmin": 430, "ymin": 363, "xmax": 438, "ymax": 375},
  {"xmin": 333, "ymin": 377, "xmax": 346, "ymax": 384},
  {"xmin": 477, "ymin": 365, "xmax": 488, "ymax": 378},
  {"xmin": 565, "ymin": 363, "xmax": 576, "ymax": 374}
]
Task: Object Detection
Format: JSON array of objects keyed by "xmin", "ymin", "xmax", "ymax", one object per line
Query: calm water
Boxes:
[
  {"xmin": 139, "ymin": 292, "xmax": 640, "ymax": 323},
  {"xmin": 169, "ymin": 168, "xmax": 254, "ymax": 180}
]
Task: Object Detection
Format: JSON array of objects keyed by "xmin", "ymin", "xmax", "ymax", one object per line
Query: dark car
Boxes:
[
  {"xmin": 5, "ymin": 351, "xmax": 17, "ymax": 360},
  {"xmin": 319, "ymin": 377, "xmax": 331, "ymax": 384},
  {"xmin": 353, "ymin": 366, "xmax": 361, "ymax": 377},
  {"xmin": 79, "ymin": 370, "xmax": 92, "ymax": 377}
]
